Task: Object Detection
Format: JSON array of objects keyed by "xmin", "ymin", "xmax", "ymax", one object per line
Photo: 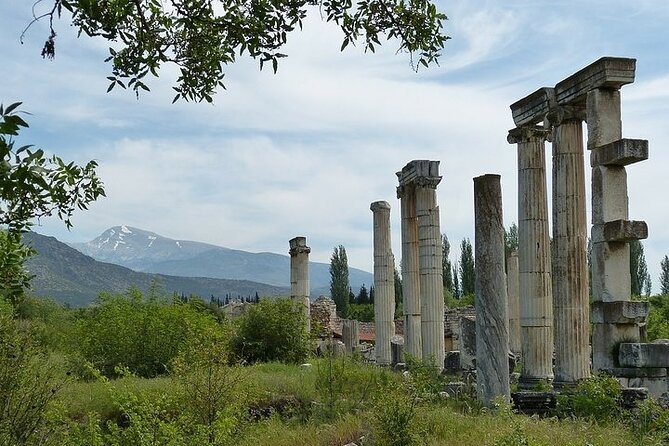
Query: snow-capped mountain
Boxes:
[{"xmin": 70, "ymin": 226, "xmax": 373, "ymax": 292}]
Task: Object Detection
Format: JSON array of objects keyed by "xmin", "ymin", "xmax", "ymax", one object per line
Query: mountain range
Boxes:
[
  {"xmin": 23, "ymin": 232, "xmax": 289, "ymax": 307},
  {"xmin": 69, "ymin": 226, "xmax": 373, "ymax": 294},
  {"xmin": 23, "ymin": 226, "xmax": 374, "ymax": 306}
]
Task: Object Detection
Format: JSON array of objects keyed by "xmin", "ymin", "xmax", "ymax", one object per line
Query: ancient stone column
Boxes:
[
  {"xmin": 506, "ymin": 251, "xmax": 521, "ymax": 356},
  {"xmin": 397, "ymin": 182, "xmax": 422, "ymax": 358},
  {"xmin": 397, "ymin": 160, "xmax": 444, "ymax": 367},
  {"xmin": 342, "ymin": 319, "xmax": 360, "ymax": 354},
  {"xmin": 289, "ymin": 236, "xmax": 311, "ymax": 333},
  {"xmin": 473, "ymin": 174, "xmax": 510, "ymax": 406},
  {"xmin": 416, "ymin": 178, "xmax": 444, "ymax": 369},
  {"xmin": 371, "ymin": 200, "xmax": 396, "ymax": 365},
  {"xmin": 549, "ymin": 106, "xmax": 591, "ymax": 386},
  {"xmin": 507, "ymin": 126, "xmax": 554, "ymax": 389},
  {"xmin": 587, "ymin": 86, "xmax": 649, "ymax": 371}
]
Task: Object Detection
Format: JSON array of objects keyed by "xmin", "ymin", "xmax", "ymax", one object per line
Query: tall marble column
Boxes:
[
  {"xmin": 289, "ymin": 236, "xmax": 311, "ymax": 333},
  {"xmin": 549, "ymin": 106, "xmax": 590, "ymax": 386},
  {"xmin": 474, "ymin": 174, "xmax": 510, "ymax": 406},
  {"xmin": 397, "ymin": 183, "xmax": 422, "ymax": 358},
  {"xmin": 416, "ymin": 178, "xmax": 444, "ymax": 369},
  {"xmin": 506, "ymin": 251, "xmax": 521, "ymax": 356},
  {"xmin": 371, "ymin": 200, "xmax": 396, "ymax": 365},
  {"xmin": 507, "ymin": 126, "xmax": 554, "ymax": 388}
]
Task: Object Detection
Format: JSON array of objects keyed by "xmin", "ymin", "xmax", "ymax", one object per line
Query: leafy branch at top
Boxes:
[{"xmin": 26, "ymin": 0, "xmax": 449, "ymax": 103}]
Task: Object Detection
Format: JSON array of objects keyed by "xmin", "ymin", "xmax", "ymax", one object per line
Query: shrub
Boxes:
[
  {"xmin": 345, "ymin": 304, "xmax": 374, "ymax": 322},
  {"xmin": 0, "ymin": 299, "xmax": 66, "ymax": 445},
  {"xmin": 371, "ymin": 383, "xmax": 421, "ymax": 446},
  {"xmin": 231, "ymin": 298, "xmax": 310, "ymax": 364},
  {"xmin": 557, "ymin": 374, "xmax": 622, "ymax": 422},
  {"xmin": 74, "ymin": 289, "xmax": 219, "ymax": 377}
]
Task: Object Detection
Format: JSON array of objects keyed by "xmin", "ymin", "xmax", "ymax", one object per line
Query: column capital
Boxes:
[
  {"xmin": 547, "ymin": 105, "xmax": 586, "ymax": 126},
  {"xmin": 289, "ymin": 236, "xmax": 311, "ymax": 256},
  {"xmin": 507, "ymin": 126, "xmax": 551, "ymax": 144},
  {"xmin": 371, "ymin": 200, "xmax": 391, "ymax": 212}
]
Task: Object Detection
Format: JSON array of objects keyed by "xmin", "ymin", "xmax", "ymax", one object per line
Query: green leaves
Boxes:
[
  {"xmin": 36, "ymin": 0, "xmax": 448, "ymax": 102},
  {"xmin": 0, "ymin": 102, "xmax": 105, "ymax": 234}
]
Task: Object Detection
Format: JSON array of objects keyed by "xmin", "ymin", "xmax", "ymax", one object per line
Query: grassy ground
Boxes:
[{"xmin": 54, "ymin": 359, "xmax": 654, "ymax": 446}]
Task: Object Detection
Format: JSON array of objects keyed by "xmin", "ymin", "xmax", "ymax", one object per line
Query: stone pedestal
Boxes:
[
  {"xmin": 289, "ymin": 236, "xmax": 311, "ymax": 333},
  {"xmin": 342, "ymin": 319, "xmax": 360, "ymax": 354},
  {"xmin": 371, "ymin": 201, "xmax": 396, "ymax": 365},
  {"xmin": 506, "ymin": 251, "xmax": 521, "ymax": 356},
  {"xmin": 549, "ymin": 106, "xmax": 590, "ymax": 386},
  {"xmin": 508, "ymin": 126, "xmax": 554, "ymax": 389},
  {"xmin": 397, "ymin": 160, "xmax": 444, "ymax": 369},
  {"xmin": 473, "ymin": 174, "xmax": 510, "ymax": 406}
]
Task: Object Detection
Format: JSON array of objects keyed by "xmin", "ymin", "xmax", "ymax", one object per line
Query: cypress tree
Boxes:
[
  {"xmin": 329, "ymin": 245, "xmax": 350, "ymax": 315},
  {"xmin": 660, "ymin": 255, "xmax": 669, "ymax": 295},
  {"xmin": 459, "ymin": 238, "xmax": 475, "ymax": 296}
]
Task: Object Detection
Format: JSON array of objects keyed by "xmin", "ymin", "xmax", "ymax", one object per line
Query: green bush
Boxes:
[
  {"xmin": 74, "ymin": 289, "xmax": 219, "ymax": 377},
  {"xmin": 345, "ymin": 304, "xmax": 374, "ymax": 322},
  {"xmin": 371, "ymin": 384, "xmax": 421, "ymax": 446},
  {"xmin": 231, "ymin": 298, "xmax": 310, "ymax": 364},
  {"xmin": 557, "ymin": 374, "xmax": 622, "ymax": 422},
  {"xmin": 0, "ymin": 299, "xmax": 66, "ymax": 445}
]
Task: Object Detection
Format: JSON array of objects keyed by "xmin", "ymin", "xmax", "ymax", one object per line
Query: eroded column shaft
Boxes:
[
  {"xmin": 474, "ymin": 174, "xmax": 510, "ymax": 406},
  {"xmin": 551, "ymin": 112, "xmax": 590, "ymax": 385},
  {"xmin": 506, "ymin": 252, "xmax": 521, "ymax": 355},
  {"xmin": 509, "ymin": 127, "xmax": 553, "ymax": 388},
  {"xmin": 399, "ymin": 184, "xmax": 422, "ymax": 358},
  {"xmin": 289, "ymin": 236, "xmax": 311, "ymax": 333},
  {"xmin": 371, "ymin": 200, "xmax": 396, "ymax": 365},
  {"xmin": 416, "ymin": 185, "xmax": 444, "ymax": 369}
]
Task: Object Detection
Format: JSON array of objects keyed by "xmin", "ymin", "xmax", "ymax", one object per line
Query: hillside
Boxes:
[
  {"xmin": 70, "ymin": 226, "xmax": 374, "ymax": 293},
  {"xmin": 23, "ymin": 232, "xmax": 288, "ymax": 307}
]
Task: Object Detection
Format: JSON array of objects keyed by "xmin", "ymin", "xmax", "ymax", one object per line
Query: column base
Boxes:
[{"xmin": 517, "ymin": 376, "xmax": 554, "ymax": 391}]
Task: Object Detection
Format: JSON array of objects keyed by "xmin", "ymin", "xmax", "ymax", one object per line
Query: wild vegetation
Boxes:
[{"xmin": 2, "ymin": 290, "xmax": 669, "ymax": 446}]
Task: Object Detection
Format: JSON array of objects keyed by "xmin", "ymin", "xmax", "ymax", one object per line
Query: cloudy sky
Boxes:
[{"xmin": 2, "ymin": 0, "xmax": 669, "ymax": 290}]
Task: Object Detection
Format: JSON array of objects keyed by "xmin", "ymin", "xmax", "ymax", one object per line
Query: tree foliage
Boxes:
[
  {"xmin": 0, "ymin": 103, "xmax": 105, "ymax": 234},
  {"xmin": 660, "ymin": 255, "xmax": 669, "ymax": 296},
  {"xmin": 75, "ymin": 289, "xmax": 218, "ymax": 377},
  {"xmin": 504, "ymin": 222, "xmax": 518, "ymax": 267},
  {"xmin": 441, "ymin": 233, "xmax": 453, "ymax": 293},
  {"xmin": 31, "ymin": 0, "xmax": 449, "ymax": 102},
  {"xmin": 329, "ymin": 245, "xmax": 350, "ymax": 315},
  {"xmin": 459, "ymin": 238, "xmax": 475, "ymax": 297},
  {"xmin": 231, "ymin": 297, "xmax": 310, "ymax": 364},
  {"xmin": 630, "ymin": 240, "xmax": 650, "ymax": 297}
]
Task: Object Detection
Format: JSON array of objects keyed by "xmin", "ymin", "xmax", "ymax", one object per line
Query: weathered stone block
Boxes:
[
  {"xmin": 604, "ymin": 367, "xmax": 667, "ymax": 378},
  {"xmin": 459, "ymin": 316, "xmax": 476, "ymax": 370},
  {"xmin": 444, "ymin": 350, "xmax": 460, "ymax": 373},
  {"xmin": 591, "ymin": 220, "xmax": 648, "ymax": 243},
  {"xmin": 591, "ymin": 301, "xmax": 649, "ymax": 324},
  {"xmin": 396, "ymin": 160, "xmax": 441, "ymax": 187},
  {"xmin": 555, "ymin": 57, "xmax": 636, "ymax": 105},
  {"xmin": 391, "ymin": 338, "xmax": 404, "ymax": 366},
  {"xmin": 511, "ymin": 391, "xmax": 557, "ymax": 415},
  {"xmin": 510, "ymin": 87, "xmax": 555, "ymax": 126},
  {"xmin": 592, "ymin": 323, "xmax": 640, "ymax": 371},
  {"xmin": 619, "ymin": 343, "xmax": 669, "ymax": 368},
  {"xmin": 590, "ymin": 139, "xmax": 648, "ymax": 166},
  {"xmin": 628, "ymin": 377, "xmax": 669, "ymax": 399}
]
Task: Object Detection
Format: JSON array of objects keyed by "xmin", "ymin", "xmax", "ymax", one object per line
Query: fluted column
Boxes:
[
  {"xmin": 289, "ymin": 236, "xmax": 311, "ymax": 333},
  {"xmin": 342, "ymin": 319, "xmax": 360, "ymax": 354},
  {"xmin": 549, "ymin": 106, "xmax": 590, "ymax": 386},
  {"xmin": 416, "ymin": 179, "xmax": 444, "ymax": 369},
  {"xmin": 506, "ymin": 251, "xmax": 521, "ymax": 356},
  {"xmin": 507, "ymin": 126, "xmax": 554, "ymax": 389},
  {"xmin": 371, "ymin": 200, "xmax": 396, "ymax": 365},
  {"xmin": 397, "ymin": 183, "xmax": 422, "ymax": 358},
  {"xmin": 474, "ymin": 174, "xmax": 510, "ymax": 406}
]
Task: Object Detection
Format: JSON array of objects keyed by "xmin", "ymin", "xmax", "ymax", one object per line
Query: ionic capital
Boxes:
[
  {"xmin": 547, "ymin": 105, "xmax": 586, "ymax": 126},
  {"xmin": 507, "ymin": 126, "xmax": 551, "ymax": 145}
]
